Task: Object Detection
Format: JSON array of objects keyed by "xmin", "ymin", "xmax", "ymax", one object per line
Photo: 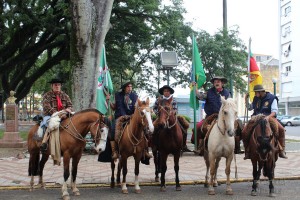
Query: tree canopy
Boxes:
[{"xmin": 0, "ymin": 0, "xmax": 248, "ymax": 104}]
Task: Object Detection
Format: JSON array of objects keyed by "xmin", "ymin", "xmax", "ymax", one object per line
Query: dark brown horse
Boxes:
[
  {"xmin": 244, "ymin": 114, "xmax": 278, "ymax": 197},
  {"xmin": 28, "ymin": 109, "xmax": 108, "ymax": 200},
  {"xmin": 114, "ymin": 98, "xmax": 154, "ymax": 194},
  {"xmin": 152, "ymin": 96, "xmax": 183, "ymax": 192}
]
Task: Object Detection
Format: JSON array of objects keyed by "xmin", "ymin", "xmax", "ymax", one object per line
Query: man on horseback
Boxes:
[
  {"xmin": 192, "ymin": 76, "xmax": 233, "ymax": 156},
  {"xmin": 153, "ymin": 85, "xmax": 190, "ymax": 152},
  {"xmin": 111, "ymin": 82, "xmax": 152, "ymax": 161},
  {"xmin": 242, "ymin": 84, "xmax": 287, "ymax": 159},
  {"xmin": 40, "ymin": 78, "xmax": 74, "ymax": 152}
]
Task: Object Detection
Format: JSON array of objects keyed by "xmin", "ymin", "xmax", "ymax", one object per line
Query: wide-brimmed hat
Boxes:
[
  {"xmin": 158, "ymin": 85, "xmax": 174, "ymax": 95},
  {"xmin": 121, "ymin": 82, "xmax": 133, "ymax": 91},
  {"xmin": 210, "ymin": 76, "xmax": 228, "ymax": 84},
  {"xmin": 253, "ymin": 84, "xmax": 266, "ymax": 92},
  {"xmin": 48, "ymin": 78, "xmax": 64, "ymax": 84}
]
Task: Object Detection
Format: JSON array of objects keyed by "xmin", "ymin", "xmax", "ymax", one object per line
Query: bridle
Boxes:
[
  {"xmin": 135, "ymin": 104, "xmax": 151, "ymax": 126},
  {"xmin": 158, "ymin": 103, "xmax": 177, "ymax": 129}
]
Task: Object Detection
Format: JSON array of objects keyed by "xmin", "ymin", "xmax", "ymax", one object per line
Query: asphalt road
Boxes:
[{"xmin": 0, "ymin": 180, "xmax": 299, "ymax": 200}]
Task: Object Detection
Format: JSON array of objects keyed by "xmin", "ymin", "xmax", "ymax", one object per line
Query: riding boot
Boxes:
[
  {"xmin": 40, "ymin": 130, "xmax": 49, "ymax": 152},
  {"xmin": 110, "ymin": 141, "xmax": 118, "ymax": 160},
  {"xmin": 194, "ymin": 139, "xmax": 204, "ymax": 156},
  {"xmin": 243, "ymin": 146, "xmax": 250, "ymax": 160},
  {"xmin": 234, "ymin": 136, "xmax": 243, "ymax": 154},
  {"xmin": 182, "ymin": 131, "xmax": 191, "ymax": 152},
  {"xmin": 144, "ymin": 147, "xmax": 153, "ymax": 158},
  {"xmin": 278, "ymin": 137, "xmax": 288, "ymax": 159}
]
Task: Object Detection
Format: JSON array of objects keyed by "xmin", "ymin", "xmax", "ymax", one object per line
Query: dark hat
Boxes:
[
  {"xmin": 210, "ymin": 76, "xmax": 228, "ymax": 84},
  {"xmin": 253, "ymin": 84, "xmax": 266, "ymax": 92},
  {"xmin": 121, "ymin": 82, "xmax": 133, "ymax": 91},
  {"xmin": 48, "ymin": 78, "xmax": 64, "ymax": 84},
  {"xmin": 158, "ymin": 85, "xmax": 174, "ymax": 95}
]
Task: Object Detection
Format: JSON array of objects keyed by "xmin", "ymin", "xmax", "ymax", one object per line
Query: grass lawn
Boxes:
[{"xmin": 0, "ymin": 130, "xmax": 28, "ymax": 141}]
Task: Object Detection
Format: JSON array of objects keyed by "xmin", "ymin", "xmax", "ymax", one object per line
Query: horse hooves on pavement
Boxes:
[
  {"xmin": 160, "ymin": 186, "xmax": 166, "ymax": 192},
  {"xmin": 269, "ymin": 192, "xmax": 276, "ymax": 197},
  {"xmin": 62, "ymin": 195, "xmax": 70, "ymax": 200},
  {"xmin": 135, "ymin": 189, "xmax": 141, "ymax": 194},
  {"xmin": 251, "ymin": 190, "xmax": 257, "ymax": 196},
  {"xmin": 208, "ymin": 190, "xmax": 216, "ymax": 195},
  {"xmin": 122, "ymin": 189, "xmax": 128, "ymax": 194},
  {"xmin": 176, "ymin": 186, "xmax": 182, "ymax": 191},
  {"xmin": 73, "ymin": 191, "xmax": 80, "ymax": 196},
  {"xmin": 226, "ymin": 190, "xmax": 233, "ymax": 195},
  {"xmin": 155, "ymin": 177, "xmax": 159, "ymax": 182}
]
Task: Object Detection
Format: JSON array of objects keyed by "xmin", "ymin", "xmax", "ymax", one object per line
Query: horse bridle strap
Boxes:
[
  {"xmin": 158, "ymin": 105, "xmax": 177, "ymax": 129},
  {"xmin": 60, "ymin": 117, "xmax": 85, "ymax": 142}
]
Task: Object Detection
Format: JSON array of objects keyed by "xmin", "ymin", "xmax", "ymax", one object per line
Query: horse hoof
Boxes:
[
  {"xmin": 213, "ymin": 183, "xmax": 218, "ymax": 187},
  {"xmin": 135, "ymin": 189, "xmax": 141, "ymax": 194},
  {"xmin": 74, "ymin": 191, "xmax": 80, "ymax": 196},
  {"xmin": 269, "ymin": 192, "xmax": 276, "ymax": 197},
  {"xmin": 155, "ymin": 177, "xmax": 159, "ymax": 182},
  {"xmin": 176, "ymin": 186, "xmax": 182, "ymax": 191},
  {"xmin": 160, "ymin": 187, "xmax": 166, "ymax": 192},
  {"xmin": 204, "ymin": 183, "xmax": 209, "ymax": 188},
  {"xmin": 208, "ymin": 190, "xmax": 216, "ymax": 195},
  {"xmin": 251, "ymin": 191, "xmax": 257, "ymax": 196},
  {"xmin": 226, "ymin": 190, "xmax": 233, "ymax": 195},
  {"xmin": 122, "ymin": 189, "xmax": 128, "ymax": 194},
  {"xmin": 62, "ymin": 195, "xmax": 70, "ymax": 200}
]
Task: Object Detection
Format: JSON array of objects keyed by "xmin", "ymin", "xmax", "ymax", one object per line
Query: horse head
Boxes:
[
  {"xmin": 157, "ymin": 96, "xmax": 177, "ymax": 129},
  {"xmin": 218, "ymin": 97, "xmax": 238, "ymax": 137},
  {"xmin": 254, "ymin": 116, "xmax": 274, "ymax": 161},
  {"xmin": 89, "ymin": 114, "xmax": 109, "ymax": 153},
  {"xmin": 135, "ymin": 97, "xmax": 154, "ymax": 133}
]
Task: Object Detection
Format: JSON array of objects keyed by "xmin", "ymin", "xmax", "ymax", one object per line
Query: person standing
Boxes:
[
  {"xmin": 40, "ymin": 78, "xmax": 73, "ymax": 151},
  {"xmin": 242, "ymin": 84, "xmax": 287, "ymax": 159}
]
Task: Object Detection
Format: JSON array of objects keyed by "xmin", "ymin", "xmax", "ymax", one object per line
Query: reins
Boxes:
[{"xmin": 158, "ymin": 105, "xmax": 177, "ymax": 129}]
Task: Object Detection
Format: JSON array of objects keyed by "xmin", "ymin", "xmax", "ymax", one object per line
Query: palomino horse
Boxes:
[
  {"xmin": 152, "ymin": 96, "xmax": 187, "ymax": 192},
  {"xmin": 244, "ymin": 114, "xmax": 278, "ymax": 197},
  {"xmin": 114, "ymin": 98, "xmax": 154, "ymax": 194},
  {"xmin": 27, "ymin": 109, "xmax": 108, "ymax": 200},
  {"xmin": 203, "ymin": 97, "xmax": 237, "ymax": 195}
]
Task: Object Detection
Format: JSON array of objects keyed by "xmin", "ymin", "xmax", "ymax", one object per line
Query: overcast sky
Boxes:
[{"xmin": 183, "ymin": 0, "xmax": 279, "ymax": 58}]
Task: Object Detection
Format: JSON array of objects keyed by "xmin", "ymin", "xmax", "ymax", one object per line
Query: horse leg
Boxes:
[
  {"xmin": 225, "ymin": 154, "xmax": 234, "ymax": 195},
  {"xmin": 71, "ymin": 155, "xmax": 82, "ymax": 196},
  {"xmin": 117, "ymin": 161, "xmax": 121, "ymax": 186},
  {"xmin": 208, "ymin": 153, "xmax": 216, "ymax": 195},
  {"xmin": 37, "ymin": 153, "xmax": 49, "ymax": 189},
  {"xmin": 267, "ymin": 162, "xmax": 276, "ymax": 197},
  {"xmin": 29, "ymin": 176, "xmax": 34, "ymax": 192},
  {"xmin": 121, "ymin": 155, "xmax": 128, "ymax": 194},
  {"xmin": 251, "ymin": 160, "xmax": 259, "ymax": 196},
  {"xmin": 153, "ymin": 149, "xmax": 160, "ymax": 182},
  {"xmin": 110, "ymin": 160, "xmax": 116, "ymax": 188},
  {"xmin": 159, "ymin": 152, "xmax": 168, "ymax": 192},
  {"xmin": 134, "ymin": 155, "xmax": 141, "ymax": 194},
  {"xmin": 174, "ymin": 151, "xmax": 181, "ymax": 191},
  {"xmin": 213, "ymin": 157, "xmax": 221, "ymax": 187},
  {"xmin": 61, "ymin": 155, "xmax": 71, "ymax": 200},
  {"xmin": 204, "ymin": 152, "xmax": 210, "ymax": 188}
]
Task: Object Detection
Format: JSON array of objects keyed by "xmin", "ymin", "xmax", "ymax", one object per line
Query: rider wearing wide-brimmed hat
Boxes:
[
  {"xmin": 40, "ymin": 77, "xmax": 74, "ymax": 152},
  {"xmin": 242, "ymin": 84, "xmax": 287, "ymax": 159},
  {"xmin": 191, "ymin": 76, "xmax": 231, "ymax": 155}
]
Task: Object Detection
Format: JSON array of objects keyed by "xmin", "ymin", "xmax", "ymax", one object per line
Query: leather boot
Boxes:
[
  {"xmin": 194, "ymin": 139, "xmax": 204, "ymax": 156},
  {"xmin": 110, "ymin": 141, "xmax": 118, "ymax": 160},
  {"xmin": 278, "ymin": 137, "xmax": 288, "ymax": 159},
  {"xmin": 234, "ymin": 136, "xmax": 244, "ymax": 154},
  {"xmin": 182, "ymin": 131, "xmax": 191, "ymax": 152},
  {"xmin": 144, "ymin": 148, "xmax": 153, "ymax": 159},
  {"xmin": 243, "ymin": 146, "xmax": 250, "ymax": 160},
  {"xmin": 40, "ymin": 131, "xmax": 49, "ymax": 152}
]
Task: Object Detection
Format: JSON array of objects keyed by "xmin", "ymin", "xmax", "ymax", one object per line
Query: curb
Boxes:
[{"xmin": 1, "ymin": 176, "xmax": 300, "ymax": 191}]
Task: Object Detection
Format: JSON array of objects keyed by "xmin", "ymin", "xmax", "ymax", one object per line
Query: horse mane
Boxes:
[
  {"xmin": 247, "ymin": 114, "xmax": 278, "ymax": 136},
  {"xmin": 224, "ymin": 98, "xmax": 236, "ymax": 107},
  {"xmin": 74, "ymin": 108, "xmax": 102, "ymax": 116},
  {"xmin": 177, "ymin": 116, "xmax": 189, "ymax": 129}
]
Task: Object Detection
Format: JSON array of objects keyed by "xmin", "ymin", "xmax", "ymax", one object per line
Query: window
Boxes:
[
  {"xmin": 285, "ymin": 6, "xmax": 291, "ymax": 16},
  {"xmin": 256, "ymin": 56, "xmax": 261, "ymax": 62}
]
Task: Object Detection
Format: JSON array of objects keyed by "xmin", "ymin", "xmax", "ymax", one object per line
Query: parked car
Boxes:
[
  {"xmin": 277, "ymin": 115, "xmax": 292, "ymax": 121},
  {"xmin": 281, "ymin": 116, "xmax": 300, "ymax": 126}
]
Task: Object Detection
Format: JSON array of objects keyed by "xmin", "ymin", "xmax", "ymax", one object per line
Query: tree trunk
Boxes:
[{"xmin": 70, "ymin": 0, "xmax": 114, "ymax": 111}]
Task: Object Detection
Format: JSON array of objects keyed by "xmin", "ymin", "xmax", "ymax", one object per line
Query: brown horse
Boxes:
[
  {"xmin": 27, "ymin": 109, "xmax": 108, "ymax": 200},
  {"xmin": 244, "ymin": 114, "xmax": 278, "ymax": 197},
  {"xmin": 152, "ymin": 96, "xmax": 184, "ymax": 192},
  {"xmin": 114, "ymin": 98, "xmax": 154, "ymax": 194}
]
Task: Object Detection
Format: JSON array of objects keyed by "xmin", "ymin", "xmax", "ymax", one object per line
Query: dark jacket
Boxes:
[
  {"xmin": 114, "ymin": 91, "xmax": 138, "ymax": 119},
  {"xmin": 204, "ymin": 87, "xmax": 230, "ymax": 117},
  {"xmin": 252, "ymin": 92, "xmax": 278, "ymax": 116}
]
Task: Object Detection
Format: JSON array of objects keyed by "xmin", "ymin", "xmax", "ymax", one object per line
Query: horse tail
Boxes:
[{"xmin": 28, "ymin": 151, "xmax": 40, "ymax": 176}]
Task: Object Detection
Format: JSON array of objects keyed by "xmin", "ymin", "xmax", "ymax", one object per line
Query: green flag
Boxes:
[
  {"xmin": 189, "ymin": 35, "xmax": 206, "ymax": 109},
  {"xmin": 96, "ymin": 45, "xmax": 114, "ymax": 115}
]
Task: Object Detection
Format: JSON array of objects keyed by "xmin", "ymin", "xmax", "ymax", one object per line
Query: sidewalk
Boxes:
[{"xmin": 0, "ymin": 148, "xmax": 299, "ymax": 189}]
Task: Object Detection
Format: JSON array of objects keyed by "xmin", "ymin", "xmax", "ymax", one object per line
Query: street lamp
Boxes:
[
  {"xmin": 272, "ymin": 78, "xmax": 277, "ymax": 96},
  {"xmin": 160, "ymin": 51, "xmax": 178, "ymax": 85}
]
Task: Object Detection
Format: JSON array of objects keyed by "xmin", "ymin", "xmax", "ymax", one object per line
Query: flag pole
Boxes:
[
  {"xmin": 246, "ymin": 38, "xmax": 252, "ymax": 121},
  {"xmin": 192, "ymin": 35, "xmax": 198, "ymax": 151}
]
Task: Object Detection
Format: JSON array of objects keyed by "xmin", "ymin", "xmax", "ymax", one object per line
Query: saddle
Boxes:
[{"xmin": 115, "ymin": 115, "xmax": 131, "ymax": 143}]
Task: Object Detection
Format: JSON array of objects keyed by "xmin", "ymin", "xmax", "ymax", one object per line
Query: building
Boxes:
[
  {"xmin": 278, "ymin": 0, "xmax": 300, "ymax": 115},
  {"xmin": 176, "ymin": 95, "xmax": 204, "ymax": 122}
]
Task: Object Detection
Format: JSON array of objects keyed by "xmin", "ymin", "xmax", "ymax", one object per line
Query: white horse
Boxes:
[{"xmin": 203, "ymin": 97, "xmax": 238, "ymax": 195}]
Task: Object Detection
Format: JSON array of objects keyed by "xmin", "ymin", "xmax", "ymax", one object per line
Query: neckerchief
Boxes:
[
  {"xmin": 162, "ymin": 94, "xmax": 173, "ymax": 100},
  {"xmin": 56, "ymin": 93, "xmax": 63, "ymax": 111}
]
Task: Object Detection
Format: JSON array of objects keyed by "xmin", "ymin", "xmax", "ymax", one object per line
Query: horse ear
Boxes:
[{"xmin": 220, "ymin": 95, "xmax": 226, "ymax": 103}]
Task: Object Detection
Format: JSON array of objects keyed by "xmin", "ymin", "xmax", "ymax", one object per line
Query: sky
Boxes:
[{"xmin": 183, "ymin": 0, "xmax": 279, "ymax": 58}]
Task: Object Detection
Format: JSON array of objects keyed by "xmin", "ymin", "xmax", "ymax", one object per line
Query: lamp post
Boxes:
[
  {"xmin": 272, "ymin": 78, "xmax": 277, "ymax": 96},
  {"xmin": 160, "ymin": 51, "xmax": 178, "ymax": 85}
]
